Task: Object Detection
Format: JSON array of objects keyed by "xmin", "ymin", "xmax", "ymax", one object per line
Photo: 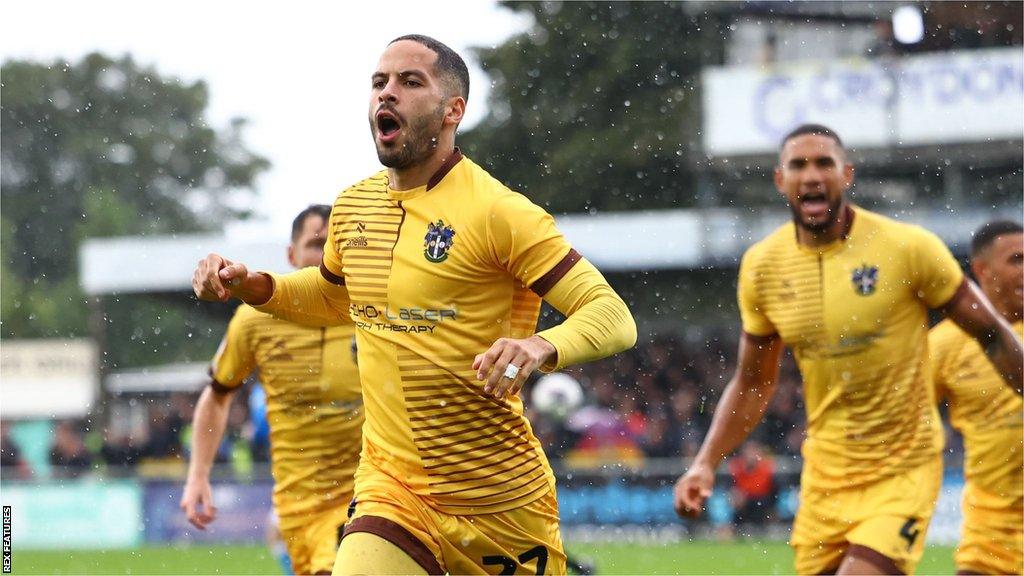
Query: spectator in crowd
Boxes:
[
  {"xmin": 146, "ymin": 406, "xmax": 184, "ymax": 459},
  {"xmin": 1, "ymin": 422, "xmax": 32, "ymax": 479},
  {"xmin": 670, "ymin": 386, "xmax": 708, "ymax": 458},
  {"xmin": 728, "ymin": 441, "xmax": 777, "ymax": 531},
  {"xmin": 100, "ymin": 427, "xmax": 145, "ymax": 470},
  {"xmin": 639, "ymin": 408, "xmax": 681, "ymax": 458},
  {"xmin": 49, "ymin": 421, "xmax": 93, "ymax": 478},
  {"xmin": 758, "ymin": 371, "xmax": 803, "ymax": 452},
  {"xmin": 617, "ymin": 392, "xmax": 648, "ymax": 441}
]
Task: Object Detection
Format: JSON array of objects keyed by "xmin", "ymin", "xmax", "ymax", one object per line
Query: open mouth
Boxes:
[
  {"xmin": 798, "ymin": 193, "xmax": 830, "ymax": 219},
  {"xmin": 375, "ymin": 110, "xmax": 401, "ymax": 141}
]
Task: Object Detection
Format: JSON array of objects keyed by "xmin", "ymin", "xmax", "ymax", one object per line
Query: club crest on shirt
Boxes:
[
  {"xmin": 423, "ymin": 219, "xmax": 456, "ymax": 263},
  {"xmin": 851, "ymin": 264, "xmax": 879, "ymax": 296}
]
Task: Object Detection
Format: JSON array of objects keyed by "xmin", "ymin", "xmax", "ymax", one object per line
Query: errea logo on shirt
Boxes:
[
  {"xmin": 423, "ymin": 219, "xmax": 456, "ymax": 263},
  {"xmin": 346, "ymin": 221, "xmax": 369, "ymax": 247},
  {"xmin": 851, "ymin": 264, "xmax": 879, "ymax": 296}
]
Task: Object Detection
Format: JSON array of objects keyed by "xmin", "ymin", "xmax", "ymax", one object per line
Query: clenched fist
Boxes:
[{"xmin": 192, "ymin": 253, "xmax": 272, "ymax": 304}]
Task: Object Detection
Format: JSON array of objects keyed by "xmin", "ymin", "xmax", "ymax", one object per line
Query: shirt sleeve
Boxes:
[
  {"xmin": 737, "ymin": 246, "xmax": 777, "ymax": 337},
  {"xmin": 254, "ymin": 199, "xmax": 352, "ymax": 326},
  {"xmin": 253, "ymin": 266, "xmax": 352, "ymax": 328},
  {"xmin": 321, "ymin": 206, "xmax": 345, "ymax": 280},
  {"xmin": 486, "ymin": 192, "xmax": 636, "ymax": 371},
  {"xmin": 210, "ymin": 306, "xmax": 257, "ymax": 389},
  {"xmin": 535, "ymin": 257, "xmax": 637, "ymax": 371},
  {"xmin": 909, "ymin": 226, "xmax": 965, "ymax": 309},
  {"xmin": 486, "ymin": 192, "xmax": 573, "ymax": 286}
]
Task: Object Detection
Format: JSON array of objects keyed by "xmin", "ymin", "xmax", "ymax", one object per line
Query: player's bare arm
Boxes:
[
  {"xmin": 943, "ymin": 280, "xmax": 1024, "ymax": 394},
  {"xmin": 180, "ymin": 385, "xmax": 235, "ymax": 530},
  {"xmin": 674, "ymin": 333, "xmax": 783, "ymax": 519},
  {"xmin": 192, "ymin": 253, "xmax": 273, "ymax": 305}
]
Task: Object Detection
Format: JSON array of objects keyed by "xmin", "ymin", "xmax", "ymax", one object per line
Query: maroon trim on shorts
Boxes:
[
  {"xmin": 343, "ymin": 515, "xmax": 443, "ymax": 575},
  {"xmin": 426, "ymin": 148, "xmax": 463, "ymax": 191},
  {"xmin": 846, "ymin": 544, "xmax": 903, "ymax": 575},
  {"xmin": 319, "ymin": 261, "xmax": 345, "ymax": 286},
  {"xmin": 530, "ymin": 249, "xmax": 583, "ymax": 297},
  {"xmin": 955, "ymin": 570, "xmax": 986, "ymax": 575}
]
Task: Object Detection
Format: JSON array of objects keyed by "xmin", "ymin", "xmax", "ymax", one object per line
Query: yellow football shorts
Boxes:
[
  {"xmin": 955, "ymin": 482, "xmax": 1024, "ymax": 576},
  {"xmin": 791, "ymin": 456, "xmax": 942, "ymax": 575},
  {"xmin": 337, "ymin": 469, "xmax": 566, "ymax": 575},
  {"xmin": 280, "ymin": 504, "xmax": 351, "ymax": 575}
]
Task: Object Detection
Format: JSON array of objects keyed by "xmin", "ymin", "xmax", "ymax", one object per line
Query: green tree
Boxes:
[
  {"xmin": 1, "ymin": 53, "xmax": 269, "ymax": 339},
  {"xmin": 462, "ymin": 2, "xmax": 723, "ymax": 213}
]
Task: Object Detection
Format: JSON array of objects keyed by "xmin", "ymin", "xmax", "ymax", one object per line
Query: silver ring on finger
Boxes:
[{"xmin": 503, "ymin": 363, "xmax": 521, "ymax": 380}]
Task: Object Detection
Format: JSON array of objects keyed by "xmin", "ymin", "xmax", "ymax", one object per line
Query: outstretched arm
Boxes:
[
  {"xmin": 192, "ymin": 254, "xmax": 350, "ymax": 327},
  {"xmin": 252, "ymin": 266, "xmax": 351, "ymax": 327},
  {"xmin": 943, "ymin": 280, "xmax": 1023, "ymax": 394},
  {"xmin": 193, "ymin": 253, "xmax": 274, "ymax": 304},
  {"xmin": 673, "ymin": 333, "xmax": 783, "ymax": 518}
]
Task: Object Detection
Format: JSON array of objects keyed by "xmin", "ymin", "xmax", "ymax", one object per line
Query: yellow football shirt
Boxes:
[
  {"xmin": 211, "ymin": 304, "xmax": 363, "ymax": 522},
  {"xmin": 738, "ymin": 206, "xmax": 964, "ymax": 490},
  {"xmin": 257, "ymin": 151, "xmax": 635, "ymax": 515},
  {"xmin": 930, "ymin": 319, "xmax": 1023, "ymax": 506}
]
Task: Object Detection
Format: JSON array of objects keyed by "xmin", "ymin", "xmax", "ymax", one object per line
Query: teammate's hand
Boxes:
[
  {"xmin": 180, "ymin": 478, "xmax": 217, "ymax": 530},
  {"xmin": 673, "ymin": 461, "xmax": 715, "ymax": 519},
  {"xmin": 192, "ymin": 253, "xmax": 261, "ymax": 303},
  {"xmin": 473, "ymin": 335, "xmax": 556, "ymax": 399}
]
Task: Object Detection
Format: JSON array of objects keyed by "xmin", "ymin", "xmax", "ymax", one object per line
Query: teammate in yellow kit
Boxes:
[
  {"xmin": 672, "ymin": 124, "xmax": 1023, "ymax": 575},
  {"xmin": 181, "ymin": 205, "xmax": 363, "ymax": 575},
  {"xmin": 931, "ymin": 220, "xmax": 1023, "ymax": 576},
  {"xmin": 191, "ymin": 35, "xmax": 636, "ymax": 575}
]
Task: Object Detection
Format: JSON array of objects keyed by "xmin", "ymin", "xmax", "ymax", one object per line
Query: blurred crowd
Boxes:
[
  {"xmin": 527, "ymin": 332, "xmax": 806, "ymax": 468},
  {"xmin": 0, "ymin": 391, "xmax": 267, "ymax": 480},
  {"xmin": 1, "ymin": 332, "xmax": 966, "ymax": 481}
]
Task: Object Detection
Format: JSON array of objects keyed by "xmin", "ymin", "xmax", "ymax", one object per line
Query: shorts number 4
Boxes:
[{"xmin": 482, "ymin": 546, "xmax": 548, "ymax": 575}]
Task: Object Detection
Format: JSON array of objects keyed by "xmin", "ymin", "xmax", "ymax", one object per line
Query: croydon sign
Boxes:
[{"xmin": 703, "ymin": 47, "xmax": 1024, "ymax": 156}]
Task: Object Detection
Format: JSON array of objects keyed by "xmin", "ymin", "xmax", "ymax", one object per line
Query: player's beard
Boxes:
[
  {"xmin": 993, "ymin": 270, "xmax": 1024, "ymax": 321},
  {"xmin": 788, "ymin": 194, "xmax": 843, "ymax": 233},
  {"xmin": 373, "ymin": 103, "xmax": 445, "ymax": 170}
]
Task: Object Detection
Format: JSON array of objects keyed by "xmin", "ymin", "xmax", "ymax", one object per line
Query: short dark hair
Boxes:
[
  {"xmin": 780, "ymin": 123, "xmax": 845, "ymax": 152},
  {"xmin": 291, "ymin": 204, "xmax": 331, "ymax": 241},
  {"xmin": 971, "ymin": 220, "xmax": 1023, "ymax": 257},
  {"xmin": 390, "ymin": 34, "xmax": 470, "ymax": 102}
]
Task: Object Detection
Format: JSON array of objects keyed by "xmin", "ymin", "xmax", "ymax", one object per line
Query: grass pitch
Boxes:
[{"xmin": 12, "ymin": 541, "xmax": 956, "ymax": 574}]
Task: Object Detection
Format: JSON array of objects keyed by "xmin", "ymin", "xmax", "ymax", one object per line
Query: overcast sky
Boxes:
[{"xmin": 1, "ymin": 1, "xmax": 532, "ymax": 238}]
